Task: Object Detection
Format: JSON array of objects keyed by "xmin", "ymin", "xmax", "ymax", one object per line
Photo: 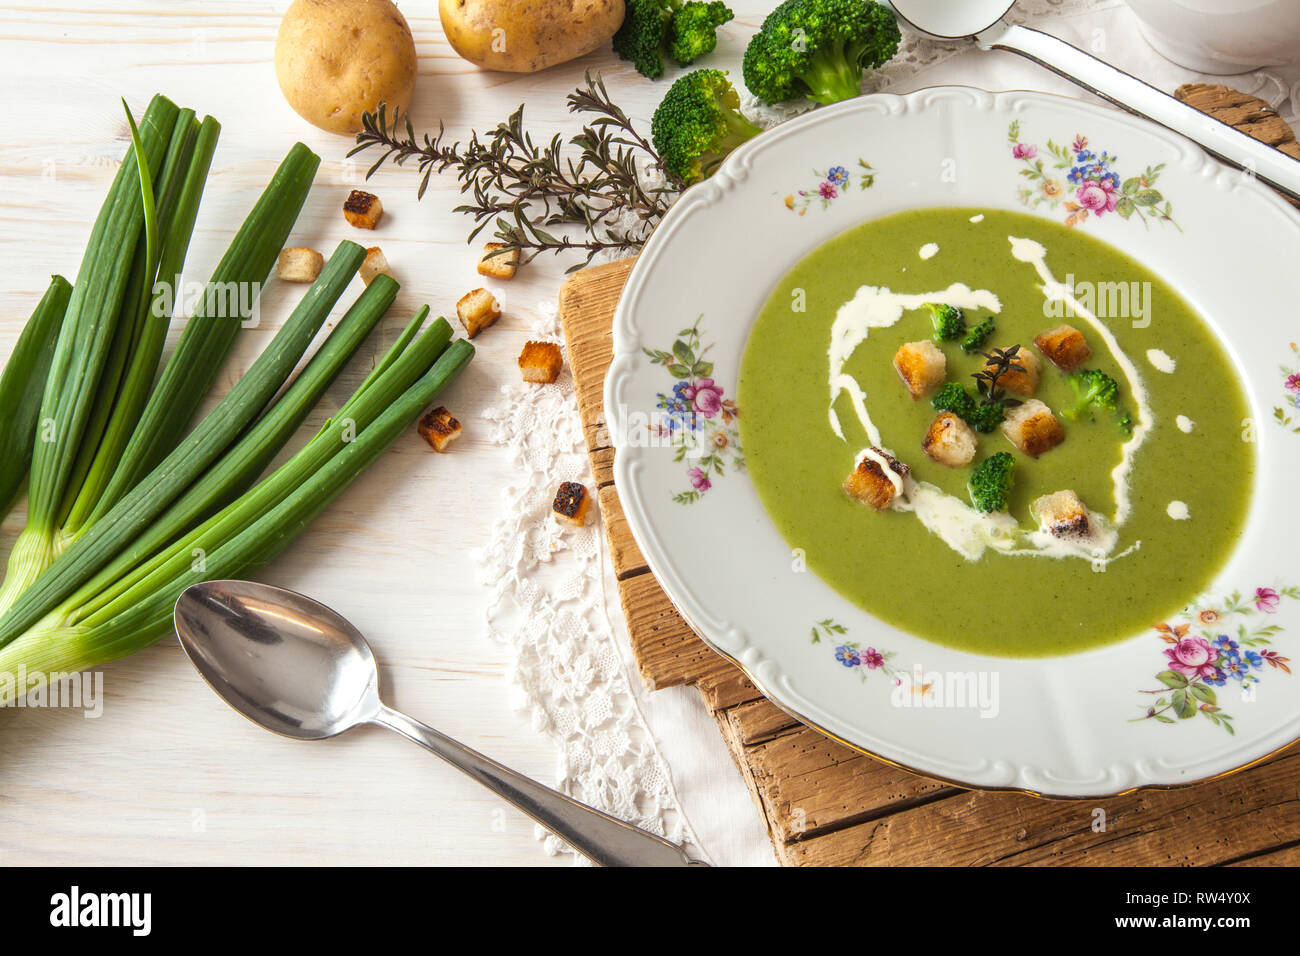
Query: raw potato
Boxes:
[
  {"xmin": 275, "ymin": 0, "xmax": 418, "ymax": 136},
  {"xmin": 439, "ymin": 0, "xmax": 624, "ymax": 73}
]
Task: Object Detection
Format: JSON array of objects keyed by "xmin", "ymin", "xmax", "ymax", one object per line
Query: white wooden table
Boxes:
[
  {"xmin": 0, "ymin": 0, "xmax": 691, "ymax": 866},
  {"xmin": 5, "ymin": 0, "xmax": 1293, "ymax": 867}
]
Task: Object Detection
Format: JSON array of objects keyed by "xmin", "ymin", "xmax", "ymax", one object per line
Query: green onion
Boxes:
[
  {"xmin": 56, "ymin": 109, "xmax": 205, "ymax": 538},
  {"xmin": 0, "ymin": 95, "xmax": 180, "ymax": 610},
  {"xmin": 59, "ymin": 114, "xmax": 221, "ymax": 540},
  {"xmin": 0, "ymin": 276, "xmax": 73, "ymax": 520},
  {"xmin": 62, "ymin": 274, "xmax": 402, "ymax": 619},
  {"xmin": 0, "ymin": 329, "xmax": 473, "ymax": 695},
  {"xmin": 0, "ymin": 240, "xmax": 365, "ymax": 647},
  {"xmin": 0, "ymin": 91, "xmax": 477, "ymax": 707},
  {"xmin": 85, "ymin": 141, "xmax": 321, "ymax": 523}
]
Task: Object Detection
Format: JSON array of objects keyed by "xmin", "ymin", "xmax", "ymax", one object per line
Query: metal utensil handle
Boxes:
[
  {"xmin": 373, "ymin": 705, "xmax": 703, "ymax": 867},
  {"xmin": 985, "ymin": 23, "xmax": 1300, "ymax": 201}
]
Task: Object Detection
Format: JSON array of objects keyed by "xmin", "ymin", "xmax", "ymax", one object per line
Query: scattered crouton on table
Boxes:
[
  {"xmin": 1034, "ymin": 325, "xmax": 1092, "ymax": 371},
  {"xmin": 552, "ymin": 481, "xmax": 591, "ymax": 526},
  {"xmin": 893, "ymin": 340, "xmax": 946, "ymax": 399},
  {"xmin": 844, "ymin": 448, "xmax": 909, "ymax": 511},
  {"xmin": 1031, "ymin": 490, "xmax": 1092, "ymax": 538},
  {"xmin": 1001, "ymin": 398, "xmax": 1065, "ymax": 457},
  {"xmin": 360, "ymin": 246, "xmax": 393, "ymax": 285},
  {"xmin": 922, "ymin": 412, "xmax": 977, "ymax": 467},
  {"xmin": 417, "ymin": 406, "xmax": 461, "ymax": 452},
  {"xmin": 477, "ymin": 243, "xmax": 520, "ymax": 280},
  {"xmin": 518, "ymin": 341, "xmax": 563, "ymax": 384},
  {"xmin": 457, "ymin": 288, "xmax": 501, "ymax": 339},
  {"xmin": 343, "ymin": 190, "xmax": 383, "ymax": 230},
  {"xmin": 275, "ymin": 247, "xmax": 324, "ymax": 283},
  {"xmin": 990, "ymin": 347, "xmax": 1040, "ymax": 396}
]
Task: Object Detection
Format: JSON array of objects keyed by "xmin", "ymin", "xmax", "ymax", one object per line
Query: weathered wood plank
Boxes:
[
  {"xmin": 742, "ymin": 726, "xmax": 957, "ymax": 845},
  {"xmin": 617, "ymin": 570, "xmax": 725, "ymax": 690},
  {"xmin": 596, "ymin": 484, "xmax": 647, "ymax": 580},
  {"xmin": 780, "ymin": 746, "xmax": 1300, "ymax": 867}
]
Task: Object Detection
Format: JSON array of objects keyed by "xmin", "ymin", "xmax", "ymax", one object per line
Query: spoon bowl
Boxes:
[
  {"xmin": 888, "ymin": 0, "xmax": 1014, "ymax": 38},
  {"xmin": 174, "ymin": 579, "xmax": 701, "ymax": 866},
  {"xmin": 175, "ymin": 579, "xmax": 380, "ymax": 740}
]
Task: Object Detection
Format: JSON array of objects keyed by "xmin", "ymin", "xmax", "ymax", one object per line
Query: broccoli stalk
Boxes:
[
  {"xmin": 969, "ymin": 452, "xmax": 1016, "ymax": 514},
  {"xmin": 614, "ymin": 0, "xmax": 734, "ymax": 79},
  {"xmin": 742, "ymin": 0, "xmax": 901, "ymax": 106},
  {"xmin": 925, "ymin": 302, "xmax": 965, "ymax": 343},
  {"xmin": 651, "ymin": 70, "xmax": 762, "ymax": 185},
  {"xmin": 1063, "ymin": 369, "xmax": 1119, "ymax": 421}
]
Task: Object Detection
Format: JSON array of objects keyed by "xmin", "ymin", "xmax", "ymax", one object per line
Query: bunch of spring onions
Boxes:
[{"xmin": 0, "ymin": 94, "xmax": 472, "ymax": 704}]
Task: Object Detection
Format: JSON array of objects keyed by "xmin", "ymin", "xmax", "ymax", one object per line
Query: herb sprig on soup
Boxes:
[{"xmin": 738, "ymin": 208, "xmax": 1253, "ymax": 657}]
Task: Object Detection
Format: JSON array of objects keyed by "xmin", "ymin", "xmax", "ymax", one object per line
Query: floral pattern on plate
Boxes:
[
  {"xmin": 1134, "ymin": 586, "xmax": 1297, "ymax": 733},
  {"xmin": 1273, "ymin": 342, "xmax": 1300, "ymax": 433},
  {"xmin": 784, "ymin": 160, "xmax": 876, "ymax": 215},
  {"xmin": 643, "ymin": 316, "xmax": 742, "ymax": 504},
  {"xmin": 1009, "ymin": 121, "xmax": 1179, "ymax": 230},
  {"xmin": 813, "ymin": 619, "xmax": 902, "ymax": 686}
]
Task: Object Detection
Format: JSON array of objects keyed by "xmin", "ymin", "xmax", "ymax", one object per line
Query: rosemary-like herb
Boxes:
[
  {"xmin": 972, "ymin": 345, "xmax": 1026, "ymax": 409},
  {"xmin": 349, "ymin": 71, "xmax": 684, "ymax": 272}
]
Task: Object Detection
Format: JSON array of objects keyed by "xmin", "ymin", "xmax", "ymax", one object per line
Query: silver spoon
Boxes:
[
  {"xmin": 173, "ymin": 579, "xmax": 702, "ymax": 867},
  {"xmin": 888, "ymin": 0, "xmax": 1300, "ymax": 201}
]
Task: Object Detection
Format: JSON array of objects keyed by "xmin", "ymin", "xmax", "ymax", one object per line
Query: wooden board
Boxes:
[{"xmin": 559, "ymin": 88, "xmax": 1300, "ymax": 864}]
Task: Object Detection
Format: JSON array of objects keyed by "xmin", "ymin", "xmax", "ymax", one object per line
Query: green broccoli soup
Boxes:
[{"xmin": 738, "ymin": 207, "xmax": 1254, "ymax": 657}]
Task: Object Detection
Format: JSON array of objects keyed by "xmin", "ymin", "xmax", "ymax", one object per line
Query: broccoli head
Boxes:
[
  {"xmin": 1117, "ymin": 409, "xmax": 1135, "ymax": 437},
  {"xmin": 1063, "ymin": 368, "xmax": 1119, "ymax": 421},
  {"xmin": 932, "ymin": 382, "xmax": 974, "ymax": 419},
  {"xmin": 967, "ymin": 402, "xmax": 1006, "ymax": 434},
  {"xmin": 926, "ymin": 302, "xmax": 965, "ymax": 343},
  {"xmin": 931, "ymin": 382, "xmax": 1005, "ymax": 434},
  {"xmin": 969, "ymin": 452, "xmax": 1016, "ymax": 514},
  {"xmin": 652, "ymin": 69, "xmax": 762, "ymax": 185},
  {"xmin": 742, "ymin": 0, "xmax": 901, "ymax": 105},
  {"xmin": 670, "ymin": 1, "xmax": 734, "ymax": 65},
  {"xmin": 614, "ymin": 0, "xmax": 734, "ymax": 79},
  {"xmin": 960, "ymin": 317, "xmax": 996, "ymax": 354}
]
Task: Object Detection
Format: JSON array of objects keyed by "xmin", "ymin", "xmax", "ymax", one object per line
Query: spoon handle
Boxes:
[
  {"xmin": 372, "ymin": 704, "xmax": 704, "ymax": 867},
  {"xmin": 981, "ymin": 23, "xmax": 1300, "ymax": 202}
]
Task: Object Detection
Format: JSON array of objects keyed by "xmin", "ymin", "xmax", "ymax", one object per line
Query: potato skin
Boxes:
[
  {"xmin": 439, "ymin": 0, "xmax": 625, "ymax": 73},
  {"xmin": 275, "ymin": 0, "xmax": 419, "ymax": 136}
]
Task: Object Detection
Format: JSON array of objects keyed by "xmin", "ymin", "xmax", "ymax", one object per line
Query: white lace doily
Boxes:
[{"xmin": 477, "ymin": 306, "xmax": 707, "ymax": 864}]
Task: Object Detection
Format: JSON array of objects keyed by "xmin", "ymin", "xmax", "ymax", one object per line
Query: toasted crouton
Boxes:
[
  {"xmin": 893, "ymin": 340, "xmax": 947, "ymax": 400},
  {"xmin": 518, "ymin": 341, "xmax": 563, "ymax": 384},
  {"xmin": 456, "ymin": 288, "xmax": 501, "ymax": 339},
  {"xmin": 417, "ymin": 406, "xmax": 461, "ymax": 452},
  {"xmin": 275, "ymin": 247, "xmax": 324, "ymax": 283},
  {"xmin": 1034, "ymin": 325, "xmax": 1092, "ymax": 371},
  {"xmin": 552, "ymin": 481, "xmax": 591, "ymax": 526},
  {"xmin": 343, "ymin": 190, "xmax": 383, "ymax": 230},
  {"xmin": 1031, "ymin": 490, "xmax": 1091, "ymax": 538},
  {"xmin": 1001, "ymin": 399, "xmax": 1065, "ymax": 457},
  {"xmin": 843, "ymin": 448, "xmax": 909, "ymax": 511},
  {"xmin": 988, "ymin": 347, "xmax": 1040, "ymax": 396},
  {"xmin": 922, "ymin": 412, "xmax": 977, "ymax": 468},
  {"xmin": 477, "ymin": 243, "xmax": 520, "ymax": 280},
  {"xmin": 359, "ymin": 246, "xmax": 393, "ymax": 286}
]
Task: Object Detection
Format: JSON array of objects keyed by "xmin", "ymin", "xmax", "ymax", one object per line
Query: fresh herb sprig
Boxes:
[
  {"xmin": 973, "ymin": 345, "xmax": 1026, "ymax": 410},
  {"xmin": 350, "ymin": 72, "xmax": 684, "ymax": 272}
]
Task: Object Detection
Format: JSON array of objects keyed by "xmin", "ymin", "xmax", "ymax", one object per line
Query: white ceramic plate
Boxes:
[{"xmin": 606, "ymin": 87, "xmax": 1300, "ymax": 797}]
